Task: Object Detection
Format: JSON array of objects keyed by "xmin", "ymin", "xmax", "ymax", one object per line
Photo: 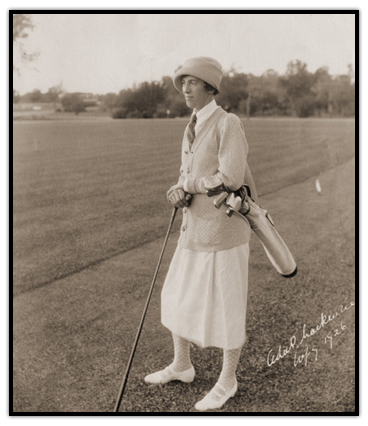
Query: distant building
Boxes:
[{"xmin": 73, "ymin": 92, "xmax": 100, "ymax": 106}]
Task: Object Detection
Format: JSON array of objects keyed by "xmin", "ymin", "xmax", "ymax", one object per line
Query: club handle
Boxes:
[{"xmin": 205, "ymin": 182, "xmax": 228, "ymax": 197}]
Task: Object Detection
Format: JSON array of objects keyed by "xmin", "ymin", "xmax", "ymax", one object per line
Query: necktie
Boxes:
[{"xmin": 187, "ymin": 114, "xmax": 197, "ymax": 151}]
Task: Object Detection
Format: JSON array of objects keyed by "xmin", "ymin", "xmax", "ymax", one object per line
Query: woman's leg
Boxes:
[
  {"xmin": 172, "ymin": 333, "xmax": 192, "ymax": 371},
  {"xmin": 144, "ymin": 333, "xmax": 195, "ymax": 384},
  {"xmin": 195, "ymin": 346, "xmax": 242, "ymax": 411},
  {"xmin": 218, "ymin": 346, "xmax": 242, "ymax": 390}
]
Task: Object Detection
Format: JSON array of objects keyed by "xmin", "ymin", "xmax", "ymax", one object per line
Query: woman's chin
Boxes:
[{"xmin": 186, "ymin": 100, "xmax": 195, "ymax": 109}]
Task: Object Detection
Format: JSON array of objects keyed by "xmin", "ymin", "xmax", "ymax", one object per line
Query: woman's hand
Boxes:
[
  {"xmin": 168, "ymin": 189, "xmax": 191, "ymax": 208},
  {"xmin": 166, "ymin": 182, "xmax": 184, "ymax": 199}
]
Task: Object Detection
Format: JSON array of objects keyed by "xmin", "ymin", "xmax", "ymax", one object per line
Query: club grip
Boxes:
[{"xmin": 205, "ymin": 182, "xmax": 228, "ymax": 197}]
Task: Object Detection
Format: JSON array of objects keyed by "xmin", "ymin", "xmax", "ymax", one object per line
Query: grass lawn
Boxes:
[
  {"xmin": 13, "ymin": 118, "xmax": 355, "ymax": 295},
  {"xmin": 13, "ymin": 117, "xmax": 355, "ymax": 413}
]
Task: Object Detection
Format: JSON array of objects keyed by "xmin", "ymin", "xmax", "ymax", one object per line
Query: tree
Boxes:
[
  {"xmin": 280, "ymin": 60, "xmax": 316, "ymax": 117},
  {"xmin": 13, "ymin": 14, "xmax": 33, "ymax": 41},
  {"xmin": 216, "ymin": 71, "xmax": 248, "ymax": 112},
  {"xmin": 29, "ymin": 89, "xmax": 42, "ymax": 103},
  {"xmin": 13, "ymin": 89, "xmax": 20, "ymax": 103},
  {"xmin": 43, "ymin": 86, "xmax": 63, "ymax": 103},
  {"xmin": 61, "ymin": 93, "xmax": 86, "ymax": 115},
  {"xmin": 161, "ymin": 75, "xmax": 190, "ymax": 117},
  {"xmin": 329, "ymin": 75, "xmax": 355, "ymax": 117},
  {"xmin": 109, "ymin": 60, "xmax": 354, "ymax": 119},
  {"xmin": 113, "ymin": 81, "xmax": 167, "ymax": 118},
  {"xmin": 100, "ymin": 92, "xmax": 118, "ymax": 112},
  {"xmin": 13, "ymin": 14, "xmax": 38, "ymax": 73},
  {"xmin": 312, "ymin": 67, "xmax": 333, "ymax": 116},
  {"xmin": 243, "ymin": 74, "xmax": 267, "ymax": 117}
]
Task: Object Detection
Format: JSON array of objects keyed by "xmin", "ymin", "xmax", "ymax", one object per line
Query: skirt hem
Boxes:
[{"xmin": 161, "ymin": 321, "xmax": 246, "ymax": 351}]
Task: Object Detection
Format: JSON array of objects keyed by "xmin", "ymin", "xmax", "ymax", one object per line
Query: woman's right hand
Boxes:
[
  {"xmin": 168, "ymin": 189, "xmax": 191, "ymax": 208},
  {"xmin": 166, "ymin": 182, "xmax": 184, "ymax": 198}
]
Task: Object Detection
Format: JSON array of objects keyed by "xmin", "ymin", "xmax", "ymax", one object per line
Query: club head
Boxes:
[
  {"xmin": 226, "ymin": 207, "xmax": 234, "ymax": 217},
  {"xmin": 214, "ymin": 191, "xmax": 229, "ymax": 209},
  {"xmin": 226, "ymin": 192, "xmax": 236, "ymax": 208},
  {"xmin": 233, "ymin": 196, "xmax": 242, "ymax": 212}
]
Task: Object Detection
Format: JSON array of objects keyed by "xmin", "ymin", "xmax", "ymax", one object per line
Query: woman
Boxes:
[{"xmin": 144, "ymin": 57, "xmax": 259, "ymax": 411}]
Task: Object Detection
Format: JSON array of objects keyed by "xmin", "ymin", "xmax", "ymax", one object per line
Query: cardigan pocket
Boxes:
[
  {"xmin": 190, "ymin": 193, "xmax": 219, "ymax": 219},
  {"xmin": 192, "ymin": 214, "xmax": 220, "ymax": 247}
]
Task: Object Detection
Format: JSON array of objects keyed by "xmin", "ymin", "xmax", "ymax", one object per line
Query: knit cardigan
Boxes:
[{"xmin": 177, "ymin": 106, "xmax": 251, "ymax": 252}]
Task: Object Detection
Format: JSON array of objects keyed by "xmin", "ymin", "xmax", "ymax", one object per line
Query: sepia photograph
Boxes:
[{"xmin": 12, "ymin": 9, "xmax": 357, "ymax": 414}]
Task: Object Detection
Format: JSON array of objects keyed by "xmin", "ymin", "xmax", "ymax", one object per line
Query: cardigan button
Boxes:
[
  {"xmin": 182, "ymin": 226, "xmax": 186, "ymax": 232},
  {"xmin": 187, "ymin": 167, "xmax": 190, "ymax": 173},
  {"xmin": 184, "ymin": 150, "xmax": 188, "ymax": 154},
  {"xmin": 183, "ymin": 208, "xmax": 187, "ymax": 213}
]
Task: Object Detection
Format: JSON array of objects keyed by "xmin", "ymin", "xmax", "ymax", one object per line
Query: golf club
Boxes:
[{"xmin": 113, "ymin": 206, "xmax": 178, "ymax": 413}]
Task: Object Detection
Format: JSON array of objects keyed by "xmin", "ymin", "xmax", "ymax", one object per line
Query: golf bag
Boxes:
[{"xmin": 206, "ymin": 183, "xmax": 297, "ymax": 278}]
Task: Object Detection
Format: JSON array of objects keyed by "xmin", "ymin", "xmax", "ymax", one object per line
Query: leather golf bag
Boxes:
[{"xmin": 206, "ymin": 183, "xmax": 297, "ymax": 278}]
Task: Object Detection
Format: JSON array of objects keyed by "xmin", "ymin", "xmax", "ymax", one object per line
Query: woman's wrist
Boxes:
[{"xmin": 185, "ymin": 178, "xmax": 205, "ymax": 194}]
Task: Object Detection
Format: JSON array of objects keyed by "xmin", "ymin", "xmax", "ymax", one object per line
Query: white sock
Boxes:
[
  {"xmin": 217, "ymin": 347, "xmax": 242, "ymax": 391},
  {"xmin": 171, "ymin": 333, "xmax": 192, "ymax": 372}
]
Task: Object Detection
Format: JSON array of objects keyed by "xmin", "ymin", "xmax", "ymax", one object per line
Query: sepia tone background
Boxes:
[{"xmin": 12, "ymin": 12, "xmax": 356, "ymax": 413}]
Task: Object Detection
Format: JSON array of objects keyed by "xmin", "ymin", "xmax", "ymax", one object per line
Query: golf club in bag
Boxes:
[
  {"xmin": 113, "ymin": 206, "xmax": 178, "ymax": 413},
  {"xmin": 206, "ymin": 183, "xmax": 297, "ymax": 278}
]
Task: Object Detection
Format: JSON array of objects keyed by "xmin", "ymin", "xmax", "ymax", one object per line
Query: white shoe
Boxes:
[
  {"xmin": 195, "ymin": 381, "xmax": 238, "ymax": 411},
  {"xmin": 144, "ymin": 364, "xmax": 195, "ymax": 385}
]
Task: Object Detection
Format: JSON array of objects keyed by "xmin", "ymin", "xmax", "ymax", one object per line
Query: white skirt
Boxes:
[{"xmin": 161, "ymin": 243, "xmax": 249, "ymax": 350}]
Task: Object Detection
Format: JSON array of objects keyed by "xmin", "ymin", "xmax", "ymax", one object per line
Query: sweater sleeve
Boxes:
[{"xmin": 185, "ymin": 114, "xmax": 248, "ymax": 194}]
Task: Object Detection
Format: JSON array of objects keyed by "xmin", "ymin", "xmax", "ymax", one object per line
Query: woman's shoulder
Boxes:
[{"xmin": 217, "ymin": 109, "xmax": 245, "ymax": 133}]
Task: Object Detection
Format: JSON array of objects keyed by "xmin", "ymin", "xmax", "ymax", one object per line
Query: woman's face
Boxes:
[{"xmin": 181, "ymin": 75, "xmax": 213, "ymax": 111}]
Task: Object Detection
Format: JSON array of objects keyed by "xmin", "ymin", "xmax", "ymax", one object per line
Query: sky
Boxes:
[{"xmin": 13, "ymin": 13, "xmax": 356, "ymax": 95}]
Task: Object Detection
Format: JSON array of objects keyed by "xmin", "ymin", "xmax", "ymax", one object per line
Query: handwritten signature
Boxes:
[{"xmin": 266, "ymin": 300, "xmax": 354, "ymax": 367}]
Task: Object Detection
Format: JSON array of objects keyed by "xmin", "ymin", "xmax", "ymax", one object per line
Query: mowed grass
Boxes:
[
  {"xmin": 13, "ymin": 118, "xmax": 355, "ymax": 296},
  {"xmin": 13, "ymin": 117, "xmax": 355, "ymax": 413}
]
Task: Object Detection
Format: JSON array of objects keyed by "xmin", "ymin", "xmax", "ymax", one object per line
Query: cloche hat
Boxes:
[{"xmin": 173, "ymin": 56, "xmax": 223, "ymax": 93}]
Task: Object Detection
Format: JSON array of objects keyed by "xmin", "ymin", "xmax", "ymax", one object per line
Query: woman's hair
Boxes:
[
  {"xmin": 180, "ymin": 75, "xmax": 219, "ymax": 96},
  {"xmin": 203, "ymin": 82, "xmax": 219, "ymax": 96}
]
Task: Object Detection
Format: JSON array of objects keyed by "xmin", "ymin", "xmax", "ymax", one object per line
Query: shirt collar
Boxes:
[{"xmin": 193, "ymin": 99, "xmax": 218, "ymax": 127}]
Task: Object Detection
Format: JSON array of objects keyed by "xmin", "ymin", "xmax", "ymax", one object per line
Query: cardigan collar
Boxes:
[
  {"xmin": 189, "ymin": 107, "xmax": 226, "ymax": 154},
  {"xmin": 193, "ymin": 99, "xmax": 218, "ymax": 135}
]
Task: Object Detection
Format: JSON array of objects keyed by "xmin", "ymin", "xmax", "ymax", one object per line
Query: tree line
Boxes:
[
  {"xmin": 13, "ymin": 60, "xmax": 355, "ymax": 118},
  {"xmin": 101, "ymin": 60, "xmax": 355, "ymax": 118}
]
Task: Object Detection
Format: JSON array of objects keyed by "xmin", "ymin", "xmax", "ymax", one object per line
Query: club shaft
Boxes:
[{"xmin": 113, "ymin": 207, "xmax": 178, "ymax": 412}]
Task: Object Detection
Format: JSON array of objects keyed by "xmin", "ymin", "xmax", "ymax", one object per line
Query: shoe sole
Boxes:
[
  {"xmin": 144, "ymin": 372, "xmax": 195, "ymax": 385},
  {"xmin": 195, "ymin": 384, "xmax": 238, "ymax": 411},
  {"xmin": 145, "ymin": 377, "xmax": 195, "ymax": 385},
  {"xmin": 178, "ymin": 376, "xmax": 195, "ymax": 383}
]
